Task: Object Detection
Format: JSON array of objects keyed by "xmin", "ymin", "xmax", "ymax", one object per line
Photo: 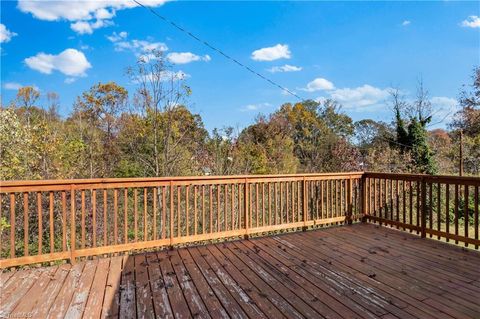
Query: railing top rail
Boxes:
[
  {"xmin": 0, "ymin": 171, "xmax": 365, "ymax": 190},
  {"xmin": 364, "ymin": 171, "xmax": 480, "ymax": 185},
  {"xmin": 2, "ymin": 171, "xmax": 479, "ymax": 190}
]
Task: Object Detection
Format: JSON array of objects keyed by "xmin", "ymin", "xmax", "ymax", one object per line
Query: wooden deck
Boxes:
[{"xmin": 1, "ymin": 223, "xmax": 480, "ymax": 319}]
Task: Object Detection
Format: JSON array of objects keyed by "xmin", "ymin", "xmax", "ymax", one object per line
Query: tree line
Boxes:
[{"xmin": 1, "ymin": 52, "xmax": 479, "ymax": 181}]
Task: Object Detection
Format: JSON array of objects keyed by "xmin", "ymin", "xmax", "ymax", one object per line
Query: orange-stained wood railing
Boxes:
[
  {"xmin": 0, "ymin": 172, "xmax": 364, "ymax": 268},
  {"xmin": 363, "ymin": 172, "xmax": 480, "ymax": 249}
]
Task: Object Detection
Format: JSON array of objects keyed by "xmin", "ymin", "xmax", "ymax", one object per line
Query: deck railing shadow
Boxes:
[{"xmin": 0, "ymin": 172, "xmax": 479, "ymax": 269}]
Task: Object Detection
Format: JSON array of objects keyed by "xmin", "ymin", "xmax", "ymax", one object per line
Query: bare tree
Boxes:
[
  {"xmin": 411, "ymin": 79, "xmax": 433, "ymax": 123},
  {"xmin": 126, "ymin": 50, "xmax": 193, "ymax": 177}
]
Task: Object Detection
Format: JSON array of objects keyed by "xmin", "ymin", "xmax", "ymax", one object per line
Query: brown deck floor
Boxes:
[{"xmin": 1, "ymin": 223, "xmax": 480, "ymax": 319}]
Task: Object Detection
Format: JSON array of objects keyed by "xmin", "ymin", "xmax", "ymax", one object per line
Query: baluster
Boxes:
[
  {"xmin": 62, "ymin": 191, "xmax": 67, "ymax": 252},
  {"xmin": 10, "ymin": 193, "xmax": 15, "ymax": 258},
  {"xmin": 465, "ymin": 185, "xmax": 469, "ymax": 247},
  {"xmin": 23, "ymin": 192, "xmax": 28, "ymax": 256},
  {"xmin": 81, "ymin": 190, "xmax": 85, "ymax": 248},
  {"xmin": 455, "ymin": 184, "xmax": 459, "ymax": 243},
  {"xmin": 49, "ymin": 191, "xmax": 54, "ymax": 253},
  {"xmin": 124, "ymin": 188, "xmax": 128, "ymax": 244},
  {"xmin": 194, "ymin": 185, "xmax": 198, "ymax": 235},
  {"xmin": 93, "ymin": 189, "xmax": 97, "ymax": 247},
  {"xmin": 144, "ymin": 187, "xmax": 148, "ymax": 241},
  {"xmin": 114, "ymin": 189, "xmax": 118, "ymax": 244},
  {"xmin": 153, "ymin": 187, "xmax": 157, "ymax": 240},
  {"xmin": 38, "ymin": 192, "xmax": 43, "ymax": 254},
  {"xmin": 134, "ymin": 189, "xmax": 138, "ymax": 242}
]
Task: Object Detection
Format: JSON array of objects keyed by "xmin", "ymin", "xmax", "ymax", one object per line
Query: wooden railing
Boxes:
[
  {"xmin": 363, "ymin": 172, "xmax": 480, "ymax": 248},
  {"xmin": 0, "ymin": 172, "xmax": 363, "ymax": 268},
  {"xmin": 2, "ymin": 172, "xmax": 479, "ymax": 268}
]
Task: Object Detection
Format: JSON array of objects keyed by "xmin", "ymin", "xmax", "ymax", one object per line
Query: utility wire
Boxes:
[
  {"xmin": 132, "ymin": 0, "xmax": 306, "ymax": 102},
  {"xmin": 132, "ymin": 0, "xmax": 422, "ymax": 152}
]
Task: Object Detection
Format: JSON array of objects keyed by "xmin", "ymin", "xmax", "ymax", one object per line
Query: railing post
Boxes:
[
  {"xmin": 421, "ymin": 177, "xmax": 427, "ymax": 238},
  {"xmin": 70, "ymin": 186, "xmax": 76, "ymax": 264},
  {"xmin": 302, "ymin": 176, "xmax": 308, "ymax": 231},
  {"xmin": 244, "ymin": 178, "xmax": 249, "ymax": 239},
  {"xmin": 347, "ymin": 177, "xmax": 353, "ymax": 225},
  {"xmin": 361, "ymin": 174, "xmax": 367, "ymax": 223},
  {"xmin": 170, "ymin": 181, "xmax": 174, "ymax": 248}
]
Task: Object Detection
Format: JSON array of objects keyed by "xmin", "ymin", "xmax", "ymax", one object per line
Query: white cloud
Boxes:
[
  {"xmin": 329, "ymin": 84, "xmax": 390, "ymax": 108},
  {"xmin": 64, "ymin": 77, "xmax": 77, "ymax": 84},
  {"xmin": 3, "ymin": 82, "xmax": 22, "ymax": 90},
  {"xmin": 461, "ymin": 15, "xmax": 480, "ymax": 28},
  {"xmin": 302, "ymin": 78, "xmax": 335, "ymax": 92},
  {"xmin": 430, "ymin": 96, "xmax": 459, "ymax": 124},
  {"xmin": 431, "ymin": 96, "xmax": 457, "ymax": 108},
  {"xmin": 3, "ymin": 82, "xmax": 40, "ymax": 91},
  {"xmin": 71, "ymin": 19, "xmax": 113, "ymax": 35},
  {"xmin": 251, "ymin": 44, "xmax": 291, "ymax": 61},
  {"xmin": 131, "ymin": 70, "xmax": 190, "ymax": 84},
  {"xmin": 95, "ymin": 8, "xmax": 115, "ymax": 20},
  {"xmin": 107, "ymin": 32, "xmax": 167, "ymax": 56},
  {"xmin": 402, "ymin": 20, "xmax": 411, "ymax": 26},
  {"xmin": 107, "ymin": 31, "xmax": 128, "ymax": 42},
  {"xmin": 302, "ymin": 78, "xmax": 390, "ymax": 109},
  {"xmin": 162, "ymin": 70, "xmax": 190, "ymax": 81},
  {"xmin": 17, "ymin": 0, "xmax": 169, "ymax": 34},
  {"xmin": 268, "ymin": 64, "xmax": 302, "ymax": 73},
  {"xmin": 240, "ymin": 102, "xmax": 272, "ymax": 112},
  {"xmin": 167, "ymin": 52, "xmax": 211, "ymax": 64},
  {"xmin": 116, "ymin": 39, "xmax": 168, "ymax": 53},
  {"xmin": 0, "ymin": 24, "xmax": 17, "ymax": 43},
  {"xmin": 25, "ymin": 48, "xmax": 92, "ymax": 77}
]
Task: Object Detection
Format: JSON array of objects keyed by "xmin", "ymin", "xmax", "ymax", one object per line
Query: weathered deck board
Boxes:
[{"xmin": 1, "ymin": 224, "xmax": 479, "ymax": 319}]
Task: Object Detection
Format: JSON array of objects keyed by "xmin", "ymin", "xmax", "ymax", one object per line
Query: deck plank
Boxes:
[
  {"xmin": 12, "ymin": 266, "xmax": 58, "ymax": 315},
  {"xmin": 1, "ymin": 268, "xmax": 43, "ymax": 315},
  {"xmin": 145, "ymin": 252, "xmax": 174, "ymax": 318},
  {"xmin": 240, "ymin": 239, "xmax": 360, "ymax": 319},
  {"xmin": 187, "ymin": 246, "xmax": 248, "ymax": 318},
  {"xmin": 237, "ymin": 239, "xmax": 382, "ymax": 319},
  {"xmin": 213, "ymin": 242, "xmax": 305, "ymax": 319},
  {"xmin": 194, "ymin": 245, "xmax": 267, "ymax": 318},
  {"xmin": 83, "ymin": 258, "xmax": 111, "ymax": 319},
  {"xmin": 325, "ymin": 227, "xmax": 480, "ymax": 308},
  {"xmin": 169, "ymin": 249, "xmax": 211, "ymax": 318},
  {"xmin": 267, "ymin": 235, "xmax": 445, "ymax": 319},
  {"xmin": 310, "ymin": 227, "xmax": 480, "ymax": 317},
  {"xmin": 341, "ymin": 225, "xmax": 480, "ymax": 280},
  {"xmin": 119, "ymin": 255, "xmax": 136, "ymax": 319},
  {"xmin": 64, "ymin": 259, "xmax": 98, "ymax": 318},
  {"xmin": 177, "ymin": 248, "xmax": 229, "ymax": 318},
  {"xmin": 226, "ymin": 241, "xmax": 324, "ymax": 318},
  {"xmin": 275, "ymin": 234, "xmax": 450, "ymax": 319},
  {"xmin": 157, "ymin": 250, "xmax": 192, "ymax": 318},
  {"xmin": 1, "ymin": 223, "xmax": 479, "ymax": 319},
  {"xmin": 133, "ymin": 254, "xmax": 155, "ymax": 318},
  {"xmin": 47, "ymin": 262, "xmax": 86, "ymax": 319},
  {"xmin": 206, "ymin": 244, "xmax": 288, "ymax": 319},
  {"xmin": 31, "ymin": 264, "xmax": 72, "ymax": 318},
  {"xmin": 1, "ymin": 269, "xmax": 36, "ymax": 308},
  {"xmin": 101, "ymin": 255, "xmax": 124, "ymax": 318}
]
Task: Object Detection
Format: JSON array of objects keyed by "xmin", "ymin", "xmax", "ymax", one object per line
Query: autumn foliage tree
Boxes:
[
  {"xmin": 1, "ymin": 63, "xmax": 479, "ymax": 181},
  {"xmin": 450, "ymin": 67, "xmax": 480, "ymax": 175}
]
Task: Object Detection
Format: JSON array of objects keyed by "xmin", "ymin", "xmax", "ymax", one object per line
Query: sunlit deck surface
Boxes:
[{"xmin": 2, "ymin": 223, "xmax": 480, "ymax": 319}]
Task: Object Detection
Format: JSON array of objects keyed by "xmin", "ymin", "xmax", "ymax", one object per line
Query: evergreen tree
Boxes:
[{"xmin": 390, "ymin": 84, "xmax": 438, "ymax": 174}]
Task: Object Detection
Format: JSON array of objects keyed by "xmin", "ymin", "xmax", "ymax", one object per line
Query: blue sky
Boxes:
[{"xmin": 1, "ymin": 1, "xmax": 479, "ymax": 132}]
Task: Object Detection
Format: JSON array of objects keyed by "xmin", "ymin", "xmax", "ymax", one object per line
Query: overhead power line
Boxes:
[
  {"xmin": 132, "ymin": 0, "xmax": 421, "ymax": 153},
  {"xmin": 131, "ymin": 0, "xmax": 306, "ymax": 102}
]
